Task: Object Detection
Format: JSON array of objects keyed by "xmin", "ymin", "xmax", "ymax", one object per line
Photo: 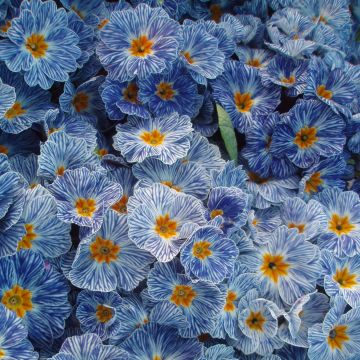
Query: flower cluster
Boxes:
[{"xmin": 1, "ymin": 0, "xmax": 360, "ymax": 359}]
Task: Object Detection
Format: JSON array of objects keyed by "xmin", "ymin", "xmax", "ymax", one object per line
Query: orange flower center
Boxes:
[
  {"xmin": 252, "ymin": 218, "xmax": 258, "ymax": 226},
  {"xmin": 129, "ymin": 35, "xmax": 153, "ymax": 57},
  {"xmin": 111, "ymin": 195, "xmax": 128, "ymax": 214},
  {"xmin": 1, "ymin": 285, "xmax": 33, "ymax": 318},
  {"xmin": 327, "ymin": 325, "xmax": 349, "ymax": 350},
  {"xmin": 333, "ymin": 267, "xmax": 358, "ymax": 288},
  {"xmin": 71, "ymin": 5, "xmax": 84, "ymax": 19},
  {"xmin": 210, "ymin": 4, "xmax": 222, "ymax": 23},
  {"xmin": 25, "ymin": 33, "xmax": 48, "ymax": 58},
  {"xmin": 72, "ymin": 92, "xmax": 89, "ymax": 113},
  {"xmin": 48, "ymin": 127, "xmax": 61, "ymax": 135},
  {"xmin": 246, "ymin": 310, "xmax": 266, "ymax": 331},
  {"xmin": 170, "ymin": 284, "xmax": 197, "ymax": 307},
  {"xmin": 90, "ymin": 236, "xmax": 120, "ymax": 264},
  {"xmin": 75, "ymin": 198, "xmax": 97, "ymax": 217},
  {"xmin": 4, "ymin": 102, "xmax": 26, "ymax": 120},
  {"xmin": 248, "ymin": 172, "xmax": 268, "ymax": 184},
  {"xmin": 224, "ymin": 290, "xmax": 237, "ymax": 312},
  {"xmin": 17, "ymin": 224, "xmax": 37, "ymax": 250},
  {"xmin": 305, "ymin": 171, "xmax": 323, "ymax": 193},
  {"xmin": 97, "ymin": 19, "xmax": 109, "ymax": 30},
  {"xmin": 153, "ymin": 356, "xmax": 161, "ymax": 360},
  {"xmin": 192, "ymin": 241, "xmax": 212, "ymax": 260},
  {"xmin": 0, "ymin": 145, "xmax": 8, "ymax": 155},
  {"xmin": 154, "ymin": 214, "xmax": 178, "ymax": 239},
  {"xmin": 140, "ymin": 129, "xmax": 165, "ymax": 146},
  {"xmin": 260, "ymin": 253, "xmax": 290, "ymax": 283},
  {"xmin": 281, "ymin": 75, "xmax": 296, "ymax": 84},
  {"xmin": 182, "ymin": 51, "xmax": 195, "ymax": 64},
  {"xmin": 328, "ymin": 214, "xmax": 355, "ymax": 235},
  {"xmin": 56, "ymin": 166, "xmax": 66, "ymax": 176},
  {"xmin": 288, "ymin": 223, "xmax": 305, "ymax": 233},
  {"xmin": 156, "ymin": 82, "xmax": 176, "ymax": 101},
  {"xmin": 0, "ymin": 20, "xmax": 11, "ymax": 33},
  {"xmin": 313, "ymin": 15, "xmax": 327, "ymax": 24},
  {"xmin": 294, "ymin": 127, "xmax": 318, "ymax": 149},
  {"xmin": 160, "ymin": 181, "xmax": 181, "ymax": 192},
  {"xmin": 0, "ymin": 349, "xmax": 5, "ymax": 358},
  {"xmin": 317, "ymin": 84, "xmax": 333, "ymax": 100},
  {"xmin": 123, "ymin": 82, "xmax": 140, "ymax": 104},
  {"xmin": 96, "ymin": 148, "xmax": 109, "ymax": 157},
  {"xmin": 234, "ymin": 91, "xmax": 253, "ymax": 113},
  {"xmin": 96, "ymin": 304, "xmax": 113, "ymax": 323},
  {"xmin": 210, "ymin": 209, "xmax": 224, "ymax": 219},
  {"xmin": 247, "ymin": 58, "xmax": 261, "ymax": 68}
]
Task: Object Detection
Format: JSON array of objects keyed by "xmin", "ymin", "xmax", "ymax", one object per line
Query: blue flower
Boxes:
[
  {"xmin": 212, "ymin": 60, "xmax": 280, "ymax": 132},
  {"xmin": 0, "ymin": 303, "xmax": 37, "ymax": 360},
  {"xmin": 235, "ymin": 46, "xmax": 273, "ymax": 69},
  {"xmin": 97, "ymin": 4, "xmax": 182, "ymax": 82},
  {"xmin": 127, "ymin": 183, "xmax": 206, "ymax": 262},
  {"xmin": 242, "ymin": 113, "xmax": 297, "ymax": 178},
  {"xmin": 147, "ymin": 259, "xmax": 225, "ymax": 337},
  {"xmin": 100, "ymin": 78, "xmax": 150, "ymax": 120},
  {"xmin": 0, "ymin": 129, "xmax": 40, "ymax": 158},
  {"xmin": 0, "ymin": 64, "xmax": 51, "ymax": 134},
  {"xmin": 241, "ymin": 226, "xmax": 320, "ymax": 306},
  {"xmin": 113, "ymin": 113, "xmax": 193, "ymax": 165},
  {"xmin": 120, "ymin": 323, "xmax": 202, "ymax": 360},
  {"xmin": 211, "ymin": 161, "xmax": 248, "ymax": 190},
  {"xmin": 132, "ymin": 158, "xmax": 210, "ymax": 200},
  {"xmin": 315, "ymin": 188, "xmax": 360, "ymax": 257},
  {"xmin": 60, "ymin": 0, "xmax": 104, "ymax": 26},
  {"xmin": 320, "ymin": 249, "xmax": 360, "ymax": 307},
  {"xmin": 280, "ymin": 197, "xmax": 327, "ymax": 242},
  {"xmin": 48, "ymin": 167, "xmax": 122, "ymax": 234},
  {"xmin": 69, "ymin": 210, "xmax": 153, "ymax": 292},
  {"xmin": 304, "ymin": 57, "xmax": 356, "ymax": 118},
  {"xmin": 38, "ymin": 130, "xmax": 102, "ymax": 182},
  {"xmin": 308, "ymin": 297, "xmax": 360, "ymax": 360},
  {"xmin": 138, "ymin": 61, "xmax": 203, "ymax": 118},
  {"xmin": 207, "ymin": 186, "xmax": 251, "ymax": 235},
  {"xmin": 0, "ymin": 0, "xmax": 81, "ymax": 89},
  {"xmin": 76, "ymin": 290, "xmax": 123, "ymax": 340},
  {"xmin": 200, "ymin": 344, "xmax": 237, "ymax": 360},
  {"xmin": 180, "ymin": 21, "xmax": 225, "ymax": 84},
  {"xmin": 0, "ymin": 251, "xmax": 71, "ymax": 348},
  {"xmin": 278, "ymin": 292, "xmax": 329, "ymax": 348},
  {"xmin": 180, "ymin": 225, "xmax": 238, "ymax": 283},
  {"xmin": 271, "ymin": 100, "xmax": 346, "ymax": 168},
  {"xmin": 49, "ymin": 333, "xmax": 128, "ymax": 360},
  {"xmin": 260, "ymin": 55, "xmax": 308, "ymax": 97}
]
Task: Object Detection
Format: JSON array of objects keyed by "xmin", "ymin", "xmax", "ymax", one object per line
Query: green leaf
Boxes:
[{"xmin": 217, "ymin": 104, "xmax": 238, "ymax": 163}]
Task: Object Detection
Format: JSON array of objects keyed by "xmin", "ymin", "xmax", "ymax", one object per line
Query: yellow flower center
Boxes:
[
  {"xmin": 327, "ymin": 325, "xmax": 349, "ymax": 350},
  {"xmin": 97, "ymin": 19, "xmax": 109, "ymax": 30},
  {"xmin": 210, "ymin": 209, "xmax": 224, "ymax": 219},
  {"xmin": 305, "ymin": 171, "xmax": 323, "ymax": 193},
  {"xmin": 294, "ymin": 127, "xmax": 318, "ymax": 149},
  {"xmin": 224, "ymin": 290, "xmax": 237, "ymax": 312},
  {"xmin": 0, "ymin": 145, "xmax": 8, "ymax": 155},
  {"xmin": 90, "ymin": 236, "xmax": 120, "ymax": 264},
  {"xmin": 140, "ymin": 129, "xmax": 165, "ymax": 146},
  {"xmin": 281, "ymin": 75, "xmax": 296, "ymax": 84},
  {"xmin": 96, "ymin": 304, "xmax": 113, "ymax": 323},
  {"xmin": 192, "ymin": 241, "xmax": 212, "ymax": 260},
  {"xmin": 25, "ymin": 33, "xmax": 48, "ymax": 58},
  {"xmin": 1, "ymin": 285, "xmax": 33, "ymax": 318},
  {"xmin": 17, "ymin": 224, "xmax": 37, "ymax": 250},
  {"xmin": 170, "ymin": 284, "xmax": 197, "ymax": 307},
  {"xmin": 210, "ymin": 4, "xmax": 222, "ymax": 23},
  {"xmin": 317, "ymin": 84, "xmax": 333, "ymax": 100},
  {"xmin": 72, "ymin": 92, "xmax": 89, "ymax": 113},
  {"xmin": 123, "ymin": 82, "xmax": 140, "ymax": 104},
  {"xmin": 0, "ymin": 20, "xmax": 11, "ymax": 33},
  {"xmin": 328, "ymin": 214, "xmax": 355, "ymax": 235},
  {"xmin": 75, "ymin": 198, "xmax": 97, "ymax": 217},
  {"xmin": 247, "ymin": 58, "xmax": 261, "ymax": 68},
  {"xmin": 111, "ymin": 195, "xmax": 128, "ymax": 214},
  {"xmin": 245, "ymin": 310, "xmax": 266, "ymax": 332},
  {"xmin": 333, "ymin": 267, "xmax": 358, "ymax": 288},
  {"xmin": 234, "ymin": 91, "xmax": 253, "ymax": 113},
  {"xmin": 252, "ymin": 218, "xmax": 258, "ymax": 226},
  {"xmin": 154, "ymin": 214, "xmax": 178, "ymax": 239},
  {"xmin": 182, "ymin": 51, "xmax": 195, "ymax": 64},
  {"xmin": 288, "ymin": 223, "xmax": 305, "ymax": 233},
  {"xmin": 260, "ymin": 253, "xmax": 290, "ymax": 283},
  {"xmin": 156, "ymin": 82, "xmax": 176, "ymax": 101},
  {"xmin": 4, "ymin": 102, "xmax": 26, "ymax": 120},
  {"xmin": 160, "ymin": 181, "xmax": 181, "ymax": 192},
  {"xmin": 129, "ymin": 35, "xmax": 153, "ymax": 57},
  {"xmin": 0, "ymin": 349, "xmax": 5, "ymax": 358}
]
